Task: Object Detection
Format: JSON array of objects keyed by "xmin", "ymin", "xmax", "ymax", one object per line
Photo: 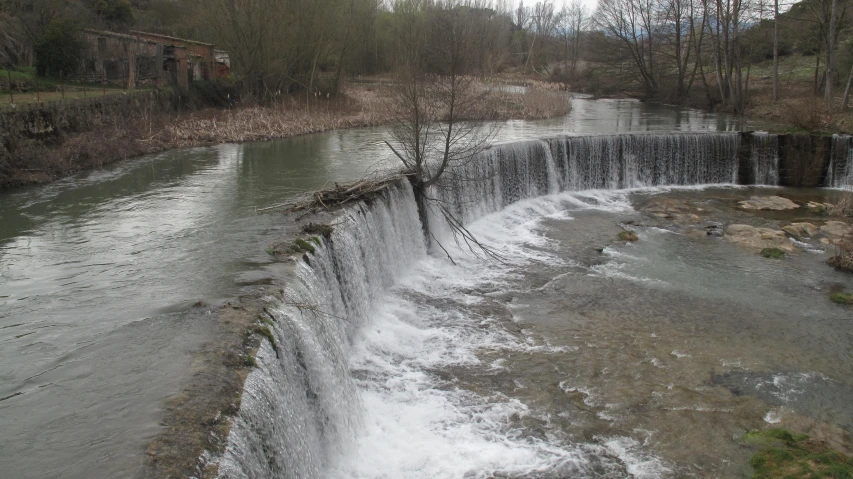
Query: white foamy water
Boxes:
[{"xmin": 326, "ymin": 193, "xmax": 669, "ymax": 478}]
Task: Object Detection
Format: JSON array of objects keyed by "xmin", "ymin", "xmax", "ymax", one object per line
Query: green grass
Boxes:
[
  {"xmin": 0, "ymin": 66, "xmax": 37, "ymax": 82},
  {"xmin": 747, "ymin": 54, "xmax": 819, "ymax": 83},
  {"xmin": 743, "ymin": 428, "xmax": 853, "ymax": 479},
  {"xmin": 829, "ymin": 292, "xmax": 853, "ymax": 305},
  {"xmin": 761, "ymin": 247, "xmax": 786, "ymax": 259},
  {"xmin": 1, "ymin": 67, "xmax": 151, "ymax": 106}
]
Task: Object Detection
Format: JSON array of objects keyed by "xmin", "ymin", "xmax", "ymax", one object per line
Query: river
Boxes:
[{"xmin": 0, "ymin": 98, "xmax": 773, "ymax": 478}]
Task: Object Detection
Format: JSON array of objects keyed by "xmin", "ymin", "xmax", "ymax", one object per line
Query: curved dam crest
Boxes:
[{"xmin": 202, "ymin": 132, "xmax": 851, "ymax": 478}]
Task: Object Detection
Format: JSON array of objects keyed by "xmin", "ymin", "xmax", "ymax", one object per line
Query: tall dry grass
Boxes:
[
  {"xmin": 829, "ymin": 191, "xmax": 853, "ymax": 217},
  {"xmin": 827, "ymin": 191, "xmax": 853, "ymax": 273}
]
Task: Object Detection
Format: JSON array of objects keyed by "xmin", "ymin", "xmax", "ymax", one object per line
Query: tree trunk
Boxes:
[
  {"xmin": 814, "ymin": 54, "xmax": 822, "ymax": 95},
  {"xmin": 826, "ymin": 0, "xmax": 839, "ymax": 111},
  {"xmin": 841, "ymin": 61, "xmax": 853, "ymax": 110},
  {"xmin": 773, "ymin": 0, "xmax": 779, "ymax": 102}
]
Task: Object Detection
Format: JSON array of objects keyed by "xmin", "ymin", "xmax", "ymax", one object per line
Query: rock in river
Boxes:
[
  {"xmin": 782, "ymin": 222, "xmax": 819, "ymax": 239},
  {"xmin": 820, "ymin": 221, "xmax": 853, "ymax": 240},
  {"xmin": 738, "ymin": 196, "xmax": 800, "ymax": 211},
  {"xmin": 725, "ymin": 224, "xmax": 795, "ymax": 252}
]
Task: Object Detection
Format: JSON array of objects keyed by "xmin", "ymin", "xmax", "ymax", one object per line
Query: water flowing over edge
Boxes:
[{"xmin": 211, "ymin": 131, "xmax": 848, "ymax": 479}]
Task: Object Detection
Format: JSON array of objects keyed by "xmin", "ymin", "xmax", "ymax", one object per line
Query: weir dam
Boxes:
[{"xmin": 193, "ymin": 131, "xmax": 852, "ymax": 478}]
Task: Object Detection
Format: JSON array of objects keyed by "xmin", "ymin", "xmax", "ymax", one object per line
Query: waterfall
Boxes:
[
  {"xmin": 216, "ymin": 182, "xmax": 426, "ymax": 478},
  {"xmin": 750, "ymin": 132, "xmax": 780, "ymax": 186},
  {"xmin": 432, "ymin": 133, "xmax": 741, "ymax": 227},
  {"xmin": 213, "ymin": 132, "xmax": 747, "ymax": 478},
  {"xmin": 828, "ymin": 134, "xmax": 853, "ymax": 189}
]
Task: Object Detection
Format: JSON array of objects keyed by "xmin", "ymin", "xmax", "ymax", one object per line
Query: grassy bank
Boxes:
[
  {"xmin": 0, "ymin": 83, "xmax": 571, "ymax": 190},
  {"xmin": 1, "ymin": 67, "xmax": 143, "ymax": 106}
]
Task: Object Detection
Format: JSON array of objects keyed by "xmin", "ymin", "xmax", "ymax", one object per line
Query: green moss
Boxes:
[
  {"xmin": 742, "ymin": 428, "xmax": 853, "ymax": 479},
  {"xmin": 310, "ymin": 236, "xmax": 322, "ymax": 246},
  {"xmin": 761, "ymin": 248, "xmax": 786, "ymax": 259},
  {"xmin": 292, "ymin": 238, "xmax": 316, "ymax": 254},
  {"xmin": 302, "ymin": 222, "xmax": 334, "ymax": 237},
  {"xmin": 253, "ymin": 325, "xmax": 277, "ymax": 350},
  {"xmin": 619, "ymin": 231, "xmax": 639, "ymax": 242},
  {"xmin": 829, "ymin": 292, "xmax": 853, "ymax": 305},
  {"xmin": 744, "ymin": 428, "xmax": 809, "ymax": 445},
  {"xmin": 243, "ymin": 355, "xmax": 257, "ymax": 368}
]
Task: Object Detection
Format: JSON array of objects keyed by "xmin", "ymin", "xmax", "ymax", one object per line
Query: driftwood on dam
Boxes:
[{"xmin": 260, "ymin": 174, "xmax": 408, "ymax": 217}]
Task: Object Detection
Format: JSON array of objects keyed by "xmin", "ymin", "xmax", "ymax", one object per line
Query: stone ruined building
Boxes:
[{"xmin": 77, "ymin": 29, "xmax": 229, "ymax": 89}]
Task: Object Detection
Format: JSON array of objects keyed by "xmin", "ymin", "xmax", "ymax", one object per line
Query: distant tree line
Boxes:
[
  {"xmin": 4, "ymin": 0, "xmax": 853, "ymax": 111},
  {"xmin": 595, "ymin": 0, "xmax": 853, "ymax": 111}
]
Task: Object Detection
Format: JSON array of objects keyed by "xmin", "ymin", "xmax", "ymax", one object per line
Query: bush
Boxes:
[
  {"xmin": 35, "ymin": 21, "xmax": 86, "ymax": 79},
  {"xmin": 188, "ymin": 80, "xmax": 238, "ymax": 108},
  {"xmin": 782, "ymin": 96, "xmax": 831, "ymax": 132},
  {"xmin": 827, "ymin": 236, "xmax": 853, "ymax": 273},
  {"xmin": 829, "ymin": 192, "xmax": 853, "ymax": 217}
]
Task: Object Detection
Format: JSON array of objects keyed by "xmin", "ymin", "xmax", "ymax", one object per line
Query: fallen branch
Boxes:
[{"xmin": 279, "ymin": 173, "xmax": 408, "ymax": 214}]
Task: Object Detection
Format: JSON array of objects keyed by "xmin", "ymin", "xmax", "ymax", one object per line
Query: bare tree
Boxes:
[
  {"xmin": 705, "ymin": 0, "xmax": 751, "ymax": 113},
  {"xmin": 596, "ymin": 0, "xmax": 661, "ymax": 94},
  {"xmin": 773, "ymin": 0, "xmax": 779, "ymax": 101},
  {"xmin": 191, "ymin": 0, "xmax": 377, "ymax": 100},
  {"xmin": 0, "ymin": 13, "xmax": 26, "ymax": 68},
  {"xmin": 825, "ymin": 0, "xmax": 839, "ymax": 110},
  {"xmin": 557, "ymin": 0, "xmax": 586, "ymax": 75},
  {"xmin": 385, "ymin": 0, "xmax": 498, "ymax": 247}
]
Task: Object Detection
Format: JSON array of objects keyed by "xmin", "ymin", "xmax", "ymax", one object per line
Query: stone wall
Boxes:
[
  {"xmin": 738, "ymin": 132, "xmax": 847, "ymax": 188},
  {"xmin": 777, "ymin": 134, "xmax": 833, "ymax": 187}
]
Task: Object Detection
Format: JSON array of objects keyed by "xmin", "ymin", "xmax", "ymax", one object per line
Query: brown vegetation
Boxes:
[
  {"xmin": 1, "ymin": 84, "xmax": 570, "ymax": 190},
  {"xmin": 826, "ymin": 192, "xmax": 853, "ymax": 273},
  {"xmin": 281, "ymin": 174, "xmax": 407, "ymax": 217}
]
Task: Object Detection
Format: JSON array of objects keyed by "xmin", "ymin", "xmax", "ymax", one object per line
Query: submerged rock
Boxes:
[
  {"xmin": 807, "ymin": 201, "xmax": 832, "ymax": 214},
  {"xmin": 761, "ymin": 247, "xmax": 786, "ymax": 259},
  {"xmin": 738, "ymin": 196, "xmax": 800, "ymax": 211},
  {"xmin": 640, "ymin": 198, "xmax": 702, "ymax": 224},
  {"xmin": 782, "ymin": 222, "xmax": 819, "ymax": 239},
  {"xmin": 619, "ymin": 231, "xmax": 639, "ymax": 242},
  {"xmin": 724, "ymin": 224, "xmax": 795, "ymax": 252}
]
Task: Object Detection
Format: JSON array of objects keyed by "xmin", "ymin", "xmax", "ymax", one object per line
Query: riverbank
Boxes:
[{"xmin": 0, "ymin": 83, "xmax": 571, "ymax": 190}]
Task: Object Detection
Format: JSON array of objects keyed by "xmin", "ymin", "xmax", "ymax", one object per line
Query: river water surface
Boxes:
[
  {"xmin": 320, "ymin": 186, "xmax": 853, "ymax": 478},
  {"xmin": 0, "ymin": 98, "xmax": 782, "ymax": 478}
]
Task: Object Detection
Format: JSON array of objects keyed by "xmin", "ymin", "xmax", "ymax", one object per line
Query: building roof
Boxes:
[
  {"xmin": 82, "ymin": 29, "xmax": 156, "ymax": 43},
  {"xmin": 129, "ymin": 31, "xmax": 214, "ymax": 48}
]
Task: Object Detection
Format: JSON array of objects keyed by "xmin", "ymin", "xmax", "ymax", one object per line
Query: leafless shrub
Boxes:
[
  {"xmin": 829, "ymin": 191, "xmax": 853, "ymax": 217},
  {"xmin": 827, "ymin": 235, "xmax": 853, "ymax": 273},
  {"xmin": 782, "ymin": 96, "xmax": 832, "ymax": 132}
]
